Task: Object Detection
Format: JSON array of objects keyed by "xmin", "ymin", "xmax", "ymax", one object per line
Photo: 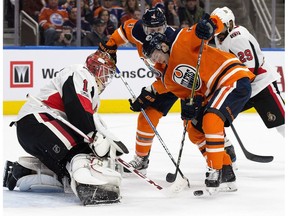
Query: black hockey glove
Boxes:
[
  {"xmin": 195, "ymin": 13, "xmax": 216, "ymax": 40},
  {"xmin": 181, "ymin": 95, "xmax": 204, "ymax": 120},
  {"xmin": 129, "ymin": 87, "xmax": 156, "ymax": 112},
  {"xmin": 98, "ymin": 42, "xmax": 118, "ymax": 63}
]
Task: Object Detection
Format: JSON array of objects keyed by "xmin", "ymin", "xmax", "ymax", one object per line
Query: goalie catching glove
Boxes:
[{"xmin": 129, "ymin": 86, "xmax": 156, "ymax": 112}]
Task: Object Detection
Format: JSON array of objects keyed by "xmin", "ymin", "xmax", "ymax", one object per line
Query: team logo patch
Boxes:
[
  {"xmin": 172, "ymin": 64, "xmax": 201, "ymax": 90},
  {"xmin": 50, "ymin": 13, "xmax": 64, "ymax": 26},
  {"xmin": 10, "ymin": 61, "xmax": 33, "ymax": 88},
  {"xmin": 267, "ymin": 112, "xmax": 276, "ymax": 122},
  {"xmin": 52, "ymin": 145, "xmax": 61, "ymax": 154}
]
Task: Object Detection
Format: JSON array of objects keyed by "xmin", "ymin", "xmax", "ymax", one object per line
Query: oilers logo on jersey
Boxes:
[
  {"xmin": 50, "ymin": 13, "xmax": 65, "ymax": 26},
  {"xmin": 172, "ymin": 64, "xmax": 202, "ymax": 90}
]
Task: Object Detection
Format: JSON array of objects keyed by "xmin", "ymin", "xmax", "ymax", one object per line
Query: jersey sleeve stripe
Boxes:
[
  {"xmin": 206, "ymin": 62, "xmax": 245, "ymax": 98},
  {"xmin": 117, "ymin": 28, "xmax": 129, "ymax": 44}
]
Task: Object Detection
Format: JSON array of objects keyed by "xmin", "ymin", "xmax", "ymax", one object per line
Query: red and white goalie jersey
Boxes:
[{"xmin": 17, "ymin": 64, "xmax": 100, "ymax": 135}]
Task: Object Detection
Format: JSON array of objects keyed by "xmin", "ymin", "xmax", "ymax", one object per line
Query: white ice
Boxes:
[{"xmin": 2, "ymin": 113, "xmax": 286, "ymax": 216}]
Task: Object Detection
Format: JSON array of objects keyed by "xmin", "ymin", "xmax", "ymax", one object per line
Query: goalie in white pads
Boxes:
[{"xmin": 3, "ymin": 50, "xmax": 129, "ymax": 205}]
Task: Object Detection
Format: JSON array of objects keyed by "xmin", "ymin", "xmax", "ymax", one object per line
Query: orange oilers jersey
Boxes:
[
  {"xmin": 38, "ymin": 7, "xmax": 68, "ymax": 30},
  {"xmin": 106, "ymin": 19, "xmax": 147, "ymax": 58},
  {"xmin": 163, "ymin": 26, "xmax": 255, "ymax": 100},
  {"xmin": 106, "ymin": 18, "xmax": 176, "ymax": 93}
]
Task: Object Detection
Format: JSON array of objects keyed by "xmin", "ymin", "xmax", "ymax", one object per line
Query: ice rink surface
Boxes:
[{"xmin": 2, "ymin": 113, "xmax": 286, "ymax": 216}]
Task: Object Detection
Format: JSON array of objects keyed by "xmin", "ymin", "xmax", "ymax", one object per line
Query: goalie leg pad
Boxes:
[
  {"xmin": 3, "ymin": 157, "xmax": 62, "ymax": 192},
  {"xmin": 3, "ymin": 156, "xmax": 59, "ymax": 191},
  {"xmin": 68, "ymin": 154, "xmax": 122, "ymax": 204},
  {"xmin": 76, "ymin": 183, "xmax": 120, "ymax": 205},
  {"xmin": 16, "ymin": 174, "xmax": 63, "ymax": 192},
  {"xmin": 69, "ymin": 154, "xmax": 122, "ymax": 186},
  {"xmin": 17, "ymin": 156, "xmax": 56, "ymax": 176}
]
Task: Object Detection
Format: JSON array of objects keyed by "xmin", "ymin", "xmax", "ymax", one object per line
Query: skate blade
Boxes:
[
  {"xmin": 206, "ymin": 187, "xmax": 220, "ymax": 195},
  {"xmin": 195, "ymin": 183, "xmax": 237, "ymax": 197},
  {"xmin": 219, "ymin": 182, "xmax": 237, "ymax": 192}
]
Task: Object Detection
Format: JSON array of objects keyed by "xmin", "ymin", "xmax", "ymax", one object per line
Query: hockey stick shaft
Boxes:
[
  {"xmin": 27, "ymin": 94, "xmax": 164, "ymax": 190},
  {"xmin": 116, "ymin": 67, "xmax": 186, "ymax": 178},
  {"xmin": 116, "ymin": 158, "xmax": 162, "ymax": 190},
  {"xmin": 171, "ymin": 39, "xmax": 205, "ymax": 180},
  {"xmin": 230, "ymin": 124, "xmax": 273, "ymax": 163}
]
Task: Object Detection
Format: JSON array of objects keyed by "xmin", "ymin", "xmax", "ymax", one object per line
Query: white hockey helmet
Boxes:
[
  {"xmin": 85, "ymin": 50, "xmax": 116, "ymax": 94},
  {"xmin": 211, "ymin": 6, "xmax": 235, "ymax": 30}
]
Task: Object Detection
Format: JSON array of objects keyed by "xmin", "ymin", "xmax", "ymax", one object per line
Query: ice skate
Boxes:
[
  {"xmin": 220, "ymin": 165, "xmax": 237, "ymax": 192},
  {"xmin": 205, "ymin": 164, "xmax": 237, "ymax": 195},
  {"xmin": 205, "ymin": 168, "xmax": 221, "ymax": 195},
  {"xmin": 3, "ymin": 160, "xmax": 32, "ymax": 191},
  {"xmin": 124, "ymin": 155, "xmax": 149, "ymax": 175}
]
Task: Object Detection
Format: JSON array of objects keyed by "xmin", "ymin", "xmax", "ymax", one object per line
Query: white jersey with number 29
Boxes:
[{"xmin": 215, "ymin": 25, "xmax": 280, "ymax": 97}]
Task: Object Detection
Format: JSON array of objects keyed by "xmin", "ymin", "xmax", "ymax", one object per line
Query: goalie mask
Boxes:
[
  {"xmin": 211, "ymin": 6, "xmax": 235, "ymax": 42},
  {"xmin": 86, "ymin": 50, "xmax": 116, "ymax": 94},
  {"xmin": 142, "ymin": 7, "xmax": 167, "ymax": 35}
]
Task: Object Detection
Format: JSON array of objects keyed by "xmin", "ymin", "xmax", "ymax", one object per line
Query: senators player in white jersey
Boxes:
[
  {"xmin": 4, "ymin": 51, "xmax": 129, "ymax": 205},
  {"xmin": 211, "ymin": 7, "xmax": 285, "ymax": 137}
]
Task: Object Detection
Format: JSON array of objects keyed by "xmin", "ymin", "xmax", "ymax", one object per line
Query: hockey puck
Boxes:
[{"xmin": 193, "ymin": 190, "xmax": 204, "ymax": 196}]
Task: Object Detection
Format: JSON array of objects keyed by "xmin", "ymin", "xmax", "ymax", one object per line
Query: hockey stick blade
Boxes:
[
  {"xmin": 243, "ymin": 153, "xmax": 273, "ymax": 163},
  {"xmin": 116, "ymin": 158, "xmax": 163, "ymax": 190},
  {"xmin": 231, "ymin": 124, "xmax": 273, "ymax": 163},
  {"xmin": 166, "ymin": 172, "xmax": 176, "ymax": 183},
  {"xmin": 168, "ymin": 175, "xmax": 189, "ymax": 193}
]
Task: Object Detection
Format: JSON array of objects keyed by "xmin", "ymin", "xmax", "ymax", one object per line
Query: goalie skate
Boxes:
[
  {"xmin": 76, "ymin": 183, "xmax": 120, "ymax": 205},
  {"xmin": 3, "ymin": 160, "xmax": 32, "ymax": 190}
]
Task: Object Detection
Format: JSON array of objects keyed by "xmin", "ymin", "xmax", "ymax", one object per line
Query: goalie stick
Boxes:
[
  {"xmin": 27, "ymin": 94, "xmax": 165, "ymax": 191},
  {"xmin": 116, "ymin": 158, "xmax": 162, "ymax": 190},
  {"xmin": 231, "ymin": 124, "xmax": 274, "ymax": 163},
  {"xmin": 116, "ymin": 67, "xmax": 189, "ymax": 186}
]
